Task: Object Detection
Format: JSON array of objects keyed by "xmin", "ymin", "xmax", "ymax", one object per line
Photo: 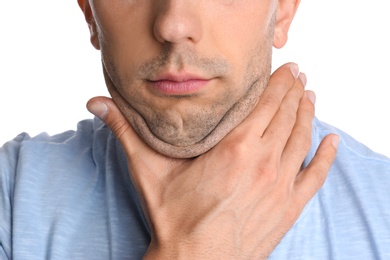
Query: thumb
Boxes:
[
  {"xmin": 86, "ymin": 96, "xmax": 185, "ymax": 191},
  {"xmin": 87, "ymin": 97, "xmax": 166, "ymax": 225},
  {"xmin": 86, "ymin": 96, "xmax": 147, "ymax": 157}
]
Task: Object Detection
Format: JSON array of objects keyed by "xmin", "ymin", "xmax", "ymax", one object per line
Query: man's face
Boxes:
[{"xmin": 82, "ymin": 0, "xmax": 296, "ymax": 156}]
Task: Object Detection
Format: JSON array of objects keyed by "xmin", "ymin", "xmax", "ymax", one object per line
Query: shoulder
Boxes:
[
  {"xmin": 1, "ymin": 118, "xmax": 108, "ymax": 161},
  {"xmin": 0, "ymin": 117, "xmax": 112, "ymax": 198},
  {"xmin": 309, "ymin": 117, "xmax": 390, "ymax": 202},
  {"xmin": 271, "ymin": 118, "xmax": 390, "ymax": 258},
  {"xmin": 0, "ymin": 117, "xmax": 148, "ymax": 258},
  {"xmin": 310, "ymin": 117, "xmax": 390, "ymax": 169},
  {"xmin": 1, "ymin": 119, "xmax": 99, "ymax": 258}
]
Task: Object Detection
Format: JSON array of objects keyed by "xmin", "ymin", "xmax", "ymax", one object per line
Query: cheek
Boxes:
[
  {"xmin": 210, "ymin": 11, "xmax": 273, "ymax": 77},
  {"xmin": 93, "ymin": 2, "xmax": 154, "ymax": 78},
  {"xmin": 218, "ymin": 28, "xmax": 272, "ymax": 100}
]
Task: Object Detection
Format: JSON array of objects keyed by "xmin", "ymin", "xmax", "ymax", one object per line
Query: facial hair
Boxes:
[{"xmin": 100, "ymin": 18, "xmax": 275, "ymax": 158}]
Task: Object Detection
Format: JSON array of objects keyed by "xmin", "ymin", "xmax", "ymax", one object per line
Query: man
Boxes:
[{"xmin": 0, "ymin": 1, "xmax": 389, "ymax": 259}]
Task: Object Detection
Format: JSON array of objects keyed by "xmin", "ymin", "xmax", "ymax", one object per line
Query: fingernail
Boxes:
[
  {"xmin": 290, "ymin": 63, "xmax": 300, "ymax": 79},
  {"xmin": 306, "ymin": 90, "xmax": 316, "ymax": 105},
  {"xmin": 332, "ymin": 135, "xmax": 340, "ymax": 149},
  {"xmin": 88, "ymin": 102, "xmax": 108, "ymax": 121},
  {"xmin": 299, "ymin": 72, "xmax": 307, "ymax": 87}
]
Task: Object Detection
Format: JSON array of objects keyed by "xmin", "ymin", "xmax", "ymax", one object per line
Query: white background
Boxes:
[{"xmin": 1, "ymin": 1, "xmax": 389, "ymax": 157}]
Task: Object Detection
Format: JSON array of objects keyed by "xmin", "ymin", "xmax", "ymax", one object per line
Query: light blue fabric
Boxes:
[{"xmin": 1, "ymin": 117, "xmax": 389, "ymax": 259}]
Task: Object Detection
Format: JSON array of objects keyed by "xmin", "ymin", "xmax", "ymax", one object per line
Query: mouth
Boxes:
[{"xmin": 148, "ymin": 72, "xmax": 211, "ymax": 96}]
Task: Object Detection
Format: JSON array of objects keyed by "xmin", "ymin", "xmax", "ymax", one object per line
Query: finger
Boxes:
[
  {"xmin": 86, "ymin": 96, "xmax": 149, "ymax": 157},
  {"xmin": 260, "ymin": 72, "xmax": 306, "ymax": 156},
  {"xmin": 280, "ymin": 90, "xmax": 316, "ymax": 178},
  {"xmin": 293, "ymin": 134, "xmax": 339, "ymax": 202},
  {"xmin": 237, "ymin": 62, "xmax": 300, "ymax": 136},
  {"xmin": 86, "ymin": 97, "xmax": 177, "ymax": 191}
]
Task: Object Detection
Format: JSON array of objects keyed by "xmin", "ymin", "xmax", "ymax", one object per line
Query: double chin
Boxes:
[
  {"xmin": 110, "ymin": 83, "xmax": 264, "ymax": 159},
  {"xmin": 104, "ymin": 64, "xmax": 267, "ymax": 159}
]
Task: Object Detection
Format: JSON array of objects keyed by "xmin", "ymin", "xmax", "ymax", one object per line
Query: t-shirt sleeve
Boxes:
[{"xmin": 0, "ymin": 133, "xmax": 31, "ymax": 259}]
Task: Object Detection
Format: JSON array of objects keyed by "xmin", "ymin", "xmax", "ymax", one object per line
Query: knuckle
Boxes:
[
  {"xmin": 321, "ymin": 156, "xmax": 335, "ymax": 171},
  {"xmin": 284, "ymin": 203, "xmax": 302, "ymax": 225},
  {"xmin": 219, "ymin": 134, "xmax": 251, "ymax": 159},
  {"xmin": 301, "ymin": 100, "xmax": 315, "ymax": 117},
  {"xmin": 309, "ymin": 167, "xmax": 327, "ymax": 190},
  {"xmin": 311, "ymin": 172, "xmax": 324, "ymax": 190},
  {"xmin": 300, "ymin": 133, "xmax": 312, "ymax": 151},
  {"xmin": 254, "ymin": 157, "xmax": 279, "ymax": 185},
  {"xmin": 110, "ymin": 120, "xmax": 130, "ymax": 140},
  {"xmin": 286, "ymin": 108, "xmax": 298, "ymax": 123},
  {"xmin": 291, "ymin": 83, "xmax": 304, "ymax": 99},
  {"xmin": 259, "ymin": 91, "xmax": 281, "ymax": 112}
]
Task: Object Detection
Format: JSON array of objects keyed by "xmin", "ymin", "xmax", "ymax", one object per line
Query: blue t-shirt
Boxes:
[{"xmin": 1, "ymin": 117, "xmax": 389, "ymax": 259}]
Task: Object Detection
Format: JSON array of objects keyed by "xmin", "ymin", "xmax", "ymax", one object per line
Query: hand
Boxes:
[{"xmin": 87, "ymin": 63, "xmax": 339, "ymax": 259}]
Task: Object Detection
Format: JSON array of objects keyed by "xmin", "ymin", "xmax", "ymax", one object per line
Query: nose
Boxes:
[{"xmin": 153, "ymin": 1, "xmax": 202, "ymax": 44}]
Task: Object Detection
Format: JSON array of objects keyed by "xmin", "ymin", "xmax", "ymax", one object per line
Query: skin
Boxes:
[
  {"xmin": 79, "ymin": 0, "xmax": 300, "ymax": 158},
  {"xmin": 79, "ymin": 0, "xmax": 339, "ymax": 258},
  {"xmin": 86, "ymin": 65, "xmax": 339, "ymax": 258}
]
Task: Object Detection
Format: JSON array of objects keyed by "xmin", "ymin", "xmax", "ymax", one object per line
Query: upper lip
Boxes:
[{"xmin": 149, "ymin": 72, "xmax": 209, "ymax": 82}]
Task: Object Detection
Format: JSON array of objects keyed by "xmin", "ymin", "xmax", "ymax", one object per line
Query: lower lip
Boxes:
[{"xmin": 150, "ymin": 79, "xmax": 209, "ymax": 95}]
